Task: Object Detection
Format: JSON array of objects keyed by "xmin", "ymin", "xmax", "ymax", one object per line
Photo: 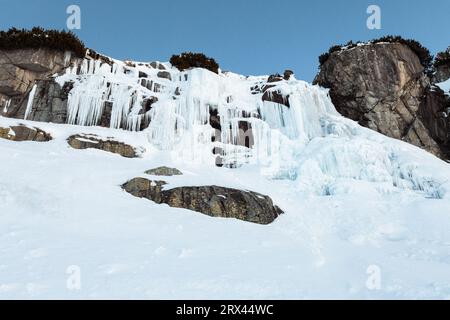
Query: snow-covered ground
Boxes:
[
  {"xmin": 1, "ymin": 61, "xmax": 450, "ymax": 299},
  {"xmin": 1, "ymin": 115, "xmax": 450, "ymax": 299}
]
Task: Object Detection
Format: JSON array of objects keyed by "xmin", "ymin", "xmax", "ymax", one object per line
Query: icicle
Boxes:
[
  {"xmin": 64, "ymin": 51, "xmax": 72, "ymax": 67},
  {"xmin": 3, "ymin": 98, "xmax": 11, "ymax": 113},
  {"xmin": 24, "ymin": 84, "xmax": 37, "ymax": 120}
]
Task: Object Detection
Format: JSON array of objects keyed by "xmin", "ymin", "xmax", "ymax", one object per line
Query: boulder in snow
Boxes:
[
  {"xmin": 67, "ymin": 134, "xmax": 141, "ymax": 158},
  {"xmin": 122, "ymin": 177, "xmax": 283, "ymax": 224},
  {"xmin": 145, "ymin": 166, "xmax": 183, "ymax": 176},
  {"xmin": 0, "ymin": 124, "xmax": 52, "ymax": 142}
]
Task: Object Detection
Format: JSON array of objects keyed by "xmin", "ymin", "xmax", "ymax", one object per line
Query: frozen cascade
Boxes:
[
  {"xmin": 24, "ymin": 84, "xmax": 37, "ymax": 120},
  {"xmin": 53, "ymin": 59, "xmax": 446, "ymax": 198},
  {"xmin": 58, "ymin": 58, "xmax": 152, "ymax": 130},
  {"xmin": 144, "ymin": 68, "xmax": 446, "ymax": 198}
]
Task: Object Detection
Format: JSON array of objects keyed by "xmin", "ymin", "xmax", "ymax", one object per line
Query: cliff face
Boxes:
[
  {"xmin": 314, "ymin": 42, "xmax": 450, "ymax": 159},
  {"xmin": 1, "ymin": 42, "xmax": 450, "ymax": 162},
  {"xmin": 0, "ymin": 48, "xmax": 78, "ymax": 121}
]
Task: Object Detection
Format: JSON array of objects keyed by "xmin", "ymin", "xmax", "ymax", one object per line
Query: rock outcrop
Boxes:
[
  {"xmin": 0, "ymin": 124, "xmax": 52, "ymax": 142},
  {"xmin": 314, "ymin": 42, "xmax": 448, "ymax": 159},
  {"xmin": 434, "ymin": 64, "xmax": 450, "ymax": 83},
  {"xmin": 67, "ymin": 134, "xmax": 141, "ymax": 158},
  {"xmin": 122, "ymin": 177, "xmax": 283, "ymax": 224},
  {"xmin": 419, "ymin": 87, "xmax": 450, "ymax": 159},
  {"xmin": 0, "ymin": 48, "xmax": 77, "ymax": 121},
  {"xmin": 260, "ymin": 73, "xmax": 291, "ymax": 108}
]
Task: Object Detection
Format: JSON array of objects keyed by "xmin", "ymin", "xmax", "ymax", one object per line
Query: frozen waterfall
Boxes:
[{"xmin": 51, "ymin": 57, "xmax": 447, "ymax": 199}]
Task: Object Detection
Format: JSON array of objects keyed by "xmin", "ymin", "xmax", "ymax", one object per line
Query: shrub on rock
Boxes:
[
  {"xmin": 435, "ymin": 47, "xmax": 450, "ymax": 68},
  {"xmin": 170, "ymin": 52, "xmax": 219, "ymax": 74},
  {"xmin": 0, "ymin": 27, "xmax": 86, "ymax": 58},
  {"xmin": 319, "ymin": 36, "xmax": 433, "ymax": 71}
]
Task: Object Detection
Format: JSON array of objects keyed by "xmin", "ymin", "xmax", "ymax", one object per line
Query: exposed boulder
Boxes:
[
  {"xmin": 314, "ymin": 42, "xmax": 444, "ymax": 158},
  {"xmin": 121, "ymin": 177, "xmax": 283, "ymax": 224},
  {"xmin": 145, "ymin": 166, "xmax": 183, "ymax": 176},
  {"xmin": 0, "ymin": 124, "xmax": 52, "ymax": 142},
  {"xmin": 67, "ymin": 134, "xmax": 141, "ymax": 158}
]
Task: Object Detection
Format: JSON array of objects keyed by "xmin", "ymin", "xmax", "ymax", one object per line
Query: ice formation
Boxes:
[
  {"xmin": 21, "ymin": 55, "xmax": 444, "ymax": 199},
  {"xmin": 24, "ymin": 84, "xmax": 37, "ymax": 120}
]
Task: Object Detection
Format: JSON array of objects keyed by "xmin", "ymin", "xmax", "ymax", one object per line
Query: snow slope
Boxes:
[
  {"xmin": 437, "ymin": 78, "xmax": 450, "ymax": 95},
  {"xmin": 1, "ymin": 58, "xmax": 450, "ymax": 299}
]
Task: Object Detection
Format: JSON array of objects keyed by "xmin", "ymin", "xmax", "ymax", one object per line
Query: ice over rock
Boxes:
[{"xmin": 50, "ymin": 56, "xmax": 449, "ymax": 199}]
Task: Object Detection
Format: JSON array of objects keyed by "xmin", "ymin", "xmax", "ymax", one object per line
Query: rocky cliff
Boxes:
[
  {"xmin": 0, "ymin": 48, "xmax": 78, "ymax": 120},
  {"xmin": 314, "ymin": 42, "xmax": 450, "ymax": 159},
  {"xmin": 1, "ymin": 39, "xmax": 450, "ymax": 163}
]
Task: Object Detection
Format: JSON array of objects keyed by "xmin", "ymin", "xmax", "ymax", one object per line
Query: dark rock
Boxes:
[
  {"xmin": 267, "ymin": 74, "xmax": 283, "ymax": 83},
  {"xmin": 157, "ymin": 71, "xmax": 172, "ymax": 81},
  {"xmin": 209, "ymin": 107, "xmax": 221, "ymax": 130},
  {"xmin": 238, "ymin": 120, "xmax": 254, "ymax": 148},
  {"xmin": 145, "ymin": 166, "xmax": 183, "ymax": 176},
  {"xmin": 138, "ymin": 71, "xmax": 148, "ymax": 78},
  {"xmin": 150, "ymin": 62, "xmax": 166, "ymax": 70},
  {"xmin": 99, "ymin": 101, "xmax": 113, "ymax": 128},
  {"xmin": 283, "ymin": 69, "xmax": 294, "ymax": 80},
  {"xmin": 314, "ymin": 42, "xmax": 444, "ymax": 158},
  {"xmin": 260, "ymin": 73, "xmax": 290, "ymax": 107},
  {"xmin": 25, "ymin": 79, "xmax": 70, "ymax": 123},
  {"xmin": 140, "ymin": 96, "xmax": 158, "ymax": 113},
  {"xmin": 262, "ymin": 89, "xmax": 290, "ymax": 108},
  {"xmin": 434, "ymin": 64, "xmax": 450, "ymax": 84},
  {"xmin": 0, "ymin": 124, "xmax": 52, "ymax": 142},
  {"xmin": 419, "ymin": 87, "xmax": 450, "ymax": 159},
  {"xmin": 122, "ymin": 177, "xmax": 283, "ymax": 224},
  {"xmin": 67, "ymin": 134, "xmax": 141, "ymax": 158}
]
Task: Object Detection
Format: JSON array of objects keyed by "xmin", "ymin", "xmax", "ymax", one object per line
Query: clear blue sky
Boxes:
[{"xmin": 1, "ymin": 0, "xmax": 449, "ymax": 81}]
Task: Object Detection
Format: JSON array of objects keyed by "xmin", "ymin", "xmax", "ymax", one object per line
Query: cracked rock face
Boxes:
[
  {"xmin": 314, "ymin": 42, "xmax": 444, "ymax": 158},
  {"xmin": 0, "ymin": 124, "xmax": 52, "ymax": 142},
  {"xmin": 67, "ymin": 134, "xmax": 141, "ymax": 158},
  {"xmin": 122, "ymin": 177, "xmax": 283, "ymax": 225}
]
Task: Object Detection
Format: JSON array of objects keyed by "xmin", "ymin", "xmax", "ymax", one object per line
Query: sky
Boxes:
[{"xmin": 0, "ymin": 0, "xmax": 449, "ymax": 81}]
